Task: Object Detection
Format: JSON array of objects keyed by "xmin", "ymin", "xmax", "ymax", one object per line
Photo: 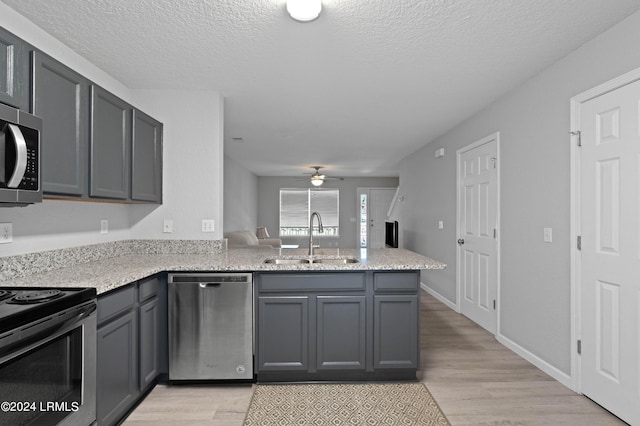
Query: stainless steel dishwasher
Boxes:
[{"xmin": 168, "ymin": 272, "xmax": 253, "ymax": 381}]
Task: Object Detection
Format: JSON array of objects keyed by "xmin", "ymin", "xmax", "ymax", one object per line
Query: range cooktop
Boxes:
[{"xmin": 0, "ymin": 287, "xmax": 96, "ymax": 334}]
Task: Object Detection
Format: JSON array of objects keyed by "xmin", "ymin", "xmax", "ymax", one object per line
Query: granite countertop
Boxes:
[{"xmin": 0, "ymin": 247, "xmax": 445, "ymax": 295}]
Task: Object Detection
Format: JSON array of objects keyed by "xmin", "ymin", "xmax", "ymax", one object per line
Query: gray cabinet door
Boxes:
[
  {"xmin": 139, "ymin": 297, "xmax": 159, "ymax": 391},
  {"xmin": 316, "ymin": 296, "xmax": 366, "ymax": 370},
  {"xmin": 90, "ymin": 85, "xmax": 131, "ymax": 199},
  {"xmin": 97, "ymin": 310, "xmax": 139, "ymax": 426},
  {"xmin": 132, "ymin": 109, "xmax": 162, "ymax": 202},
  {"xmin": 32, "ymin": 52, "xmax": 88, "ymax": 196},
  {"xmin": 373, "ymin": 295, "xmax": 419, "ymax": 369},
  {"xmin": 0, "ymin": 27, "xmax": 28, "ymax": 110},
  {"xmin": 257, "ymin": 296, "xmax": 309, "ymax": 371}
]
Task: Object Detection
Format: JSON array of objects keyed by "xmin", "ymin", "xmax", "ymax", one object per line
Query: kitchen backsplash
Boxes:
[{"xmin": 0, "ymin": 239, "xmax": 226, "ymax": 281}]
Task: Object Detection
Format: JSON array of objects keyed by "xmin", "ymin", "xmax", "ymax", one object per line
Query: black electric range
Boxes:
[{"xmin": 0, "ymin": 287, "xmax": 97, "ymax": 335}]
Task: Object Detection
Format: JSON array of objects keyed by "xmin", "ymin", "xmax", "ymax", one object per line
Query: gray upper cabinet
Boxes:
[
  {"xmin": 0, "ymin": 27, "xmax": 29, "ymax": 110},
  {"xmin": 90, "ymin": 85, "xmax": 132, "ymax": 200},
  {"xmin": 2, "ymin": 27, "xmax": 163, "ymax": 203},
  {"xmin": 32, "ymin": 51, "xmax": 88, "ymax": 196},
  {"xmin": 132, "ymin": 109, "xmax": 162, "ymax": 203}
]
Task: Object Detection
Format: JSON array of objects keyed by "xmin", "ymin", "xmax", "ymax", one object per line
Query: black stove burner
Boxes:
[
  {"xmin": 0, "ymin": 290, "xmax": 14, "ymax": 302},
  {"xmin": 0, "ymin": 287, "xmax": 96, "ymax": 334},
  {"xmin": 9, "ymin": 289, "xmax": 64, "ymax": 305}
]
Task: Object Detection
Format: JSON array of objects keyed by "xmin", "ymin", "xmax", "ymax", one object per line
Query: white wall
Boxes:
[
  {"xmin": 257, "ymin": 177, "xmax": 399, "ymax": 248},
  {"xmin": 0, "ymin": 3, "xmax": 225, "ymax": 255},
  {"xmin": 129, "ymin": 90, "xmax": 224, "ymax": 240},
  {"xmin": 224, "ymin": 155, "xmax": 258, "ymax": 235},
  {"xmin": 399, "ymin": 10, "xmax": 640, "ymax": 377}
]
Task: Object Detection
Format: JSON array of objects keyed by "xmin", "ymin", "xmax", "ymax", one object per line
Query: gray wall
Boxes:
[
  {"xmin": 258, "ymin": 177, "xmax": 399, "ymax": 248},
  {"xmin": 224, "ymin": 155, "xmax": 258, "ymax": 235},
  {"xmin": 399, "ymin": 10, "xmax": 640, "ymax": 375}
]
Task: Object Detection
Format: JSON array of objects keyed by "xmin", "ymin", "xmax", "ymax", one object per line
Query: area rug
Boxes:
[{"xmin": 244, "ymin": 382, "xmax": 450, "ymax": 425}]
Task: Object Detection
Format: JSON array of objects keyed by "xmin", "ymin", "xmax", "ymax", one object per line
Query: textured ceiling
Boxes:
[{"xmin": 3, "ymin": 0, "xmax": 640, "ymax": 177}]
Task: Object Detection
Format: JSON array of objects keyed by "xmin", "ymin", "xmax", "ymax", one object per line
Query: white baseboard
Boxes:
[
  {"xmin": 420, "ymin": 281, "xmax": 457, "ymax": 312},
  {"xmin": 497, "ymin": 333, "xmax": 573, "ymax": 389}
]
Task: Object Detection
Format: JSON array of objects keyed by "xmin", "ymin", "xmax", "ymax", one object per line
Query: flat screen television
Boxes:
[{"xmin": 385, "ymin": 221, "xmax": 398, "ymax": 248}]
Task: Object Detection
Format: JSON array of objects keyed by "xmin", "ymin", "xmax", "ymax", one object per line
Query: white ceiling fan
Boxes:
[{"xmin": 304, "ymin": 166, "xmax": 344, "ymax": 186}]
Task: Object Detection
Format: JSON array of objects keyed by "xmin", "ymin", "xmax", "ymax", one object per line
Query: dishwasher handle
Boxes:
[{"xmin": 199, "ymin": 282, "xmax": 222, "ymax": 288}]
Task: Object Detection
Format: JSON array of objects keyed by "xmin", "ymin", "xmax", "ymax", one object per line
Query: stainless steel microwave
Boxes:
[{"xmin": 0, "ymin": 103, "xmax": 42, "ymax": 206}]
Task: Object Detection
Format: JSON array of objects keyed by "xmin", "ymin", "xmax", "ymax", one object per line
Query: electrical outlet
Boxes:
[
  {"xmin": 0, "ymin": 223, "xmax": 13, "ymax": 244},
  {"xmin": 543, "ymin": 227, "xmax": 553, "ymax": 243},
  {"xmin": 202, "ymin": 219, "xmax": 215, "ymax": 233},
  {"xmin": 100, "ymin": 219, "xmax": 109, "ymax": 234},
  {"xmin": 163, "ymin": 219, "xmax": 174, "ymax": 233}
]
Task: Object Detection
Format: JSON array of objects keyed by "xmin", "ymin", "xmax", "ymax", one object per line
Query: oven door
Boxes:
[{"xmin": 0, "ymin": 301, "xmax": 97, "ymax": 426}]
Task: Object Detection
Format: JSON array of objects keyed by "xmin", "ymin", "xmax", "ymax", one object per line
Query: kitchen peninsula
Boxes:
[{"xmin": 0, "ymin": 242, "xmax": 444, "ymax": 423}]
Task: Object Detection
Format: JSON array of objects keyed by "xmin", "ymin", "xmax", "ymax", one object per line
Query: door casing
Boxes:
[{"xmin": 570, "ymin": 65, "xmax": 640, "ymax": 393}]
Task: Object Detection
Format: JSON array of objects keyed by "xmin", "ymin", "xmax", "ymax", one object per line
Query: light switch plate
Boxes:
[
  {"xmin": 438, "ymin": 220, "xmax": 444, "ymax": 229},
  {"xmin": 543, "ymin": 227, "xmax": 552, "ymax": 243}
]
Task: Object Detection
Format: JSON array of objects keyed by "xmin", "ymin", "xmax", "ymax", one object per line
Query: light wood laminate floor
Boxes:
[{"xmin": 123, "ymin": 292, "xmax": 625, "ymax": 425}]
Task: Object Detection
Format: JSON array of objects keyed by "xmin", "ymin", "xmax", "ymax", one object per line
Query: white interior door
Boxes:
[
  {"xmin": 579, "ymin": 78, "xmax": 640, "ymax": 425},
  {"xmin": 457, "ymin": 134, "xmax": 499, "ymax": 335}
]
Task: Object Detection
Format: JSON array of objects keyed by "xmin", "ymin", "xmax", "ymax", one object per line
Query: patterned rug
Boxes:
[{"xmin": 244, "ymin": 382, "xmax": 450, "ymax": 425}]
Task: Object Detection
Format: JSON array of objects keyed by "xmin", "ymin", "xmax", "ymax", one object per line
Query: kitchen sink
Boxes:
[
  {"xmin": 264, "ymin": 258, "xmax": 310, "ymax": 264},
  {"xmin": 311, "ymin": 258, "xmax": 359, "ymax": 264},
  {"xmin": 264, "ymin": 257, "xmax": 360, "ymax": 265}
]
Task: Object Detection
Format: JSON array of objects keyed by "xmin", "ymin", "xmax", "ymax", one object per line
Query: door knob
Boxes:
[{"xmin": 457, "ymin": 238, "xmax": 465, "ymax": 245}]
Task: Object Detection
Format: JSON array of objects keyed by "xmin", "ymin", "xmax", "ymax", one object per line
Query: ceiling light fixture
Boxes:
[
  {"xmin": 286, "ymin": 0, "xmax": 322, "ymax": 22},
  {"xmin": 310, "ymin": 175, "xmax": 324, "ymax": 186}
]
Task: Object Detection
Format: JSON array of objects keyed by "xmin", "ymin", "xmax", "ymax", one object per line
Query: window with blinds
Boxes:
[{"xmin": 279, "ymin": 189, "xmax": 339, "ymax": 237}]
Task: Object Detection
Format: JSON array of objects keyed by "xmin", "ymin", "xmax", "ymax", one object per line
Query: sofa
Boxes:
[{"xmin": 227, "ymin": 230, "xmax": 282, "ymax": 249}]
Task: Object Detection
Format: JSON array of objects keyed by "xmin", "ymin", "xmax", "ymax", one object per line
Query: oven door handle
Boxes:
[{"xmin": 0, "ymin": 302, "xmax": 96, "ymax": 360}]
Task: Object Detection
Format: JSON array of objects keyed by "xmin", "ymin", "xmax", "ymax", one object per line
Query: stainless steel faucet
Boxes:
[{"xmin": 308, "ymin": 211, "xmax": 324, "ymax": 255}]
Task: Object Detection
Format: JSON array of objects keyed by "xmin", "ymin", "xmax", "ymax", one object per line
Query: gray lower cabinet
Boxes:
[
  {"xmin": 255, "ymin": 271, "xmax": 419, "ymax": 381},
  {"xmin": 90, "ymin": 85, "xmax": 132, "ymax": 200},
  {"xmin": 317, "ymin": 295, "xmax": 366, "ymax": 370},
  {"xmin": 373, "ymin": 295, "xmax": 419, "ymax": 369},
  {"xmin": 97, "ymin": 275, "xmax": 166, "ymax": 426},
  {"xmin": 0, "ymin": 27, "xmax": 29, "ymax": 110},
  {"xmin": 139, "ymin": 296, "xmax": 160, "ymax": 389},
  {"xmin": 257, "ymin": 296, "xmax": 309, "ymax": 371},
  {"xmin": 97, "ymin": 309, "xmax": 138, "ymax": 426},
  {"xmin": 32, "ymin": 51, "xmax": 88, "ymax": 196}
]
